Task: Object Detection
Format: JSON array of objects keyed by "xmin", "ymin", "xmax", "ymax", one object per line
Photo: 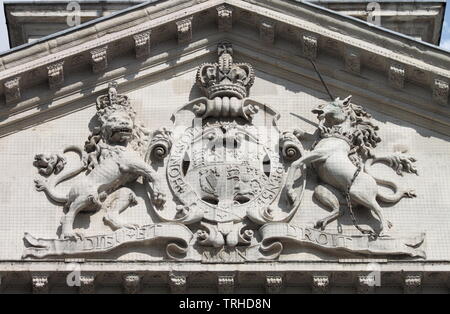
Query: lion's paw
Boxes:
[{"xmin": 34, "ymin": 179, "xmax": 46, "ymax": 191}]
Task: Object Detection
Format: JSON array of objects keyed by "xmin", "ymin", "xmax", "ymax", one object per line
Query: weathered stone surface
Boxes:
[
  {"xmin": 259, "ymin": 19, "xmax": 276, "ymax": 45},
  {"xmin": 265, "ymin": 275, "xmax": 283, "ymax": 294},
  {"xmin": 433, "ymin": 78, "xmax": 449, "ymax": 105},
  {"xmin": 0, "ymin": 0, "xmax": 449, "ymax": 294},
  {"xmin": 388, "ymin": 64, "xmax": 405, "ymax": 89},
  {"xmin": 217, "ymin": 5, "xmax": 233, "ymax": 32},
  {"xmin": 123, "ymin": 274, "xmax": 141, "ymax": 294},
  {"xmin": 79, "ymin": 274, "xmax": 96, "ymax": 294},
  {"xmin": 47, "ymin": 61, "xmax": 65, "ymax": 89},
  {"xmin": 90, "ymin": 46, "xmax": 108, "ymax": 74},
  {"xmin": 217, "ymin": 275, "xmax": 235, "ymax": 294},
  {"xmin": 312, "ymin": 275, "xmax": 329, "ymax": 293},
  {"xmin": 32, "ymin": 275, "xmax": 49, "ymax": 294},
  {"xmin": 169, "ymin": 274, "xmax": 187, "ymax": 293},
  {"xmin": 176, "ymin": 17, "xmax": 193, "ymax": 44},
  {"xmin": 302, "ymin": 35, "xmax": 318, "ymax": 60},
  {"xmin": 5, "ymin": 1, "xmax": 444, "ymax": 47},
  {"xmin": 4, "ymin": 77, "xmax": 21, "ymax": 104},
  {"xmin": 133, "ymin": 32, "xmax": 151, "ymax": 60}
]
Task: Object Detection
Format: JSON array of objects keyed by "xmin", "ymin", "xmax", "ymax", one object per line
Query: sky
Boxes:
[{"xmin": 0, "ymin": 0, "xmax": 449, "ymax": 53}]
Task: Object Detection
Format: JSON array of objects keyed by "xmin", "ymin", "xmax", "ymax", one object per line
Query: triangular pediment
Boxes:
[
  {"xmin": 0, "ymin": 0, "xmax": 449, "ymax": 137},
  {"xmin": 4, "ymin": 1, "xmax": 450, "ymax": 293}
]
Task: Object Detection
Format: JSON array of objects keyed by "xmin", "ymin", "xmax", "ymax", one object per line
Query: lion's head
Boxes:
[
  {"xmin": 83, "ymin": 82, "xmax": 150, "ymax": 170},
  {"xmin": 98, "ymin": 105, "xmax": 135, "ymax": 144},
  {"xmin": 95, "ymin": 82, "xmax": 138, "ymax": 145}
]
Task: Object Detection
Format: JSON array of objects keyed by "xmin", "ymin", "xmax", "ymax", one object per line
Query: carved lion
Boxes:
[{"xmin": 34, "ymin": 82, "xmax": 165, "ymax": 239}]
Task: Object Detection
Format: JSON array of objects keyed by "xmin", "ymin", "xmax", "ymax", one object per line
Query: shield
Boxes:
[{"xmin": 160, "ymin": 98, "xmax": 306, "ymax": 227}]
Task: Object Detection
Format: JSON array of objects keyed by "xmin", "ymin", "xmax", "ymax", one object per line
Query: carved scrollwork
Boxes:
[
  {"xmin": 280, "ymin": 130, "xmax": 304, "ymax": 161},
  {"xmin": 147, "ymin": 128, "xmax": 173, "ymax": 161},
  {"xmin": 25, "ymin": 41, "xmax": 425, "ymax": 262}
]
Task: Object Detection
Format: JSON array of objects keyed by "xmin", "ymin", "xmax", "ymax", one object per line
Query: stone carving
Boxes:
[
  {"xmin": 433, "ymin": 78, "xmax": 449, "ymax": 105},
  {"xmin": 286, "ymin": 95, "xmax": 418, "ymax": 237},
  {"xmin": 196, "ymin": 43, "xmax": 254, "ymax": 100},
  {"xmin": 176, "ymin": 17, "xmax": 193, "ymax": 44},
  {"xmin": 169, "ymin": 274, "xmax": 187, "ymax": 293},
  {"xmin": 165, "ymin": 42, "xmax": 305, "ymax": 253},
  {"xmin": 217, "ymin": 275, "xmax": 234, "ymax": 293},
  {"xmin": 147, "ymin": 128, "xmax": 173, "ymax": 160},
  {"xmin": 302, "ymin": 35, "xmax": 318, "ymax": 60},
  {"xmin": 24, "ymin": 42, "xmax": 425, "ymax": 261},
  {"xmin": 259, "ymin": 223, "xmax": 425, "ymax": 258},
  {"xmin": 47, "ymin": 61, "xmax": 64, "ymax": 89},
  {"xmin": 123, "ymin": 274, "xmax": 140, "ymax": 294},
  {"xmin": 33, "ymin": 82, "xmax": 164, "ymax": 239},
  {"xmin": 357, "ymin": 275, "xmax": 376, "ymax": 293},
  {"xmin": 259, "ymin": 19, "xmax": 275, "ymax": 45},
  {"xmin": 4, "ymin": 76, "xmax": 21, "ymax": 104},
  {"xmin": 23, "ymin": 223, "xmax": 193, "ymax": 258},
  {"xmin": 32, "ymin": 275, "xmax": 49, "ymax": 294},
  {"xmin": 79, "ymin": 274, "xmax": 96, "ymax": 294},
  {"xmin": 312, "ymin": 275, "xmax": 329, "ymax": 293},
  {"xmin": 217, "ymin": 5, "xmax": 233, "ymax": 32},
  {"xmin": 133, "ymin": 32, "xmax": 151, "ymax": 59},
  {"xmin": 24, "ymin": 83, "xmax": 194, "ymax": 258},
  {"xmin": 403, "ymin": 274, "xmax": 422, "ymax": 293},
  {"xmin": 90, "ymin": 46, "xmax": 108, "ymax": 74},
  {"xmin": 33, "ymin": 153, "xmax": 66, "ymax": 176},
  {"xmin": 388, "ymin": 64, "xmax": 405, "ymax": 89},
  {"xmin": 265, "ymin": 275, "xmax": 283, "ymax": 293},
  {"xmin": 345, "ymin": 51, "xmax": 360, "ymax": 74}
]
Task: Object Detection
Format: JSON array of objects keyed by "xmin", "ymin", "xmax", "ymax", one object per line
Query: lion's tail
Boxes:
[
  {"xmin": 34, "ymin": 145, "xmax": 87, "ymax": 204},
  {"xmin": 364, "ymin": 153, "xmax": 418, "ymax": 203}
]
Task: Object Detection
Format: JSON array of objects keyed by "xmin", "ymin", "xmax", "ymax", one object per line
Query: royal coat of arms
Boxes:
[{"xmin": 23, "ymin": 42, "xmax": 425, "ymax": 260}]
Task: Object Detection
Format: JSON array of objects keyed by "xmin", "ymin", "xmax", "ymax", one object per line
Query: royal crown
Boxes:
[
  {"xmin": 96, "ymin": 81, "xmax": 130, "ymax": 111},
  {"xmin": 196, "ymin": 42, "xmax": 254, "ymax": 99}
]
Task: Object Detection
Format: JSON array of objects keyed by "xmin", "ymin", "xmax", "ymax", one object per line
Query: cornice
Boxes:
[
  {"xmin": 0, "ymin": 0, "xmax": 449, "ymax": 136},
  {"xmin": 0, "ymin": 260, "xmax": 449, "ymax": 293}
]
